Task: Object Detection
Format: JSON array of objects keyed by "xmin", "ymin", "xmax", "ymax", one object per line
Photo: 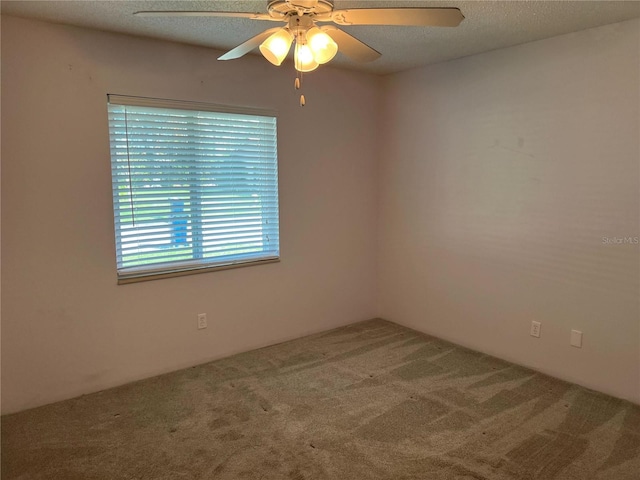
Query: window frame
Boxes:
[{"xmin": 107, "ymin": 94, "xmax": 280, "ymax": 284}]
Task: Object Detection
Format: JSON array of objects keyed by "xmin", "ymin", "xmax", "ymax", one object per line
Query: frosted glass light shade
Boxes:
[
  {"xmin": 306, "ymin": 27, "xmax": 338, "ymax": 64},
  {"xmin": 259, "ymin": 29, "xmax": 294, "ymax": 66},
  {"xmin": 294, "ymin": 43, "xmax": 318, "ymax": 72}
]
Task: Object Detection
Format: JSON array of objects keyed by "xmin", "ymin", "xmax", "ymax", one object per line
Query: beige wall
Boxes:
[
  {"xmin": 0, "ymin": 16, "xmax": 380, "ymax": 414},
  {"xmin": 378, "ymin": 19, "xmax": 640, "ymax": 404},
  {"xmin": 3, "ymin": 14, "xmax": 639, "ymax": 415}
]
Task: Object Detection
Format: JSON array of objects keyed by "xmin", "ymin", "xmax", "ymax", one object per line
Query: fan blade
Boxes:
[
  {"xmin": 330, "ymin": 8, "xmax": 464, "ymax": 27},
  {"xmin": 134, "ymin": 11, "xmax": 276, "ymax": 21},
  {"xmin": 322, "ymin": 27, "xmax": 381, "ymax": 63},
  {"xmin": 218, "ymin": 28, "xmax": 282, "ymax": 61}
]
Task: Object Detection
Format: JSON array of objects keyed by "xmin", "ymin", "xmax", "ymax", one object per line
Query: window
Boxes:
[{"xmin": 107, "ymin": 95, "xmax": 279, "ymax": 284}]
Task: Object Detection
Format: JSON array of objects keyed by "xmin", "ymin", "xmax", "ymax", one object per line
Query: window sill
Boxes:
[{"xmin": 117, "ymin": 257, "xmax": 280, "ymax": 285}]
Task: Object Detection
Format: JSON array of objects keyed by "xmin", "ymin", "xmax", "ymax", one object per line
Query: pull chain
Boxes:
[
  {"xmin": 294, "ymin": 64, "xmax": 305, "ymax": 107},
  {"xmin": 298, "ymin": 75, "xmax": 305, "ymax": 107},
  {"xmin": 293, "ymin": 25, "xmax": 306, "ymax": 107}
]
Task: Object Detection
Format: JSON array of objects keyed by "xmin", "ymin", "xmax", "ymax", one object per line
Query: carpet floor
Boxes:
[{"xmin": 2, "ymin": 318, "xmax": 639, "ymax": 479}]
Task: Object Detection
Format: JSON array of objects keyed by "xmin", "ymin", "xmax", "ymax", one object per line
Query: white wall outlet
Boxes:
[
  {"xmin": 570, "ymin": 330, "xmax": 583, "ymax": 348},
  {"xmin": 197, "ymin": 313, "xmax": 207, "ymax": 330},
  {"xmin": 530, "ymin": 321, "xmax": 541, "ymax": 338}
]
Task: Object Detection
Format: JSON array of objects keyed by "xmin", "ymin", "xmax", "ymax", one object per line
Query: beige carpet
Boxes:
[{"xmin": 2, "ymin": 319, "xmax": 639, "ymax": 479}]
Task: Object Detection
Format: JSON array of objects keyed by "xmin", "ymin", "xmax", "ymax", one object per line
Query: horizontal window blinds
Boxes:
[{"xmin": 107, "ymin": 95, "xmax": 279, "ymax": 281}]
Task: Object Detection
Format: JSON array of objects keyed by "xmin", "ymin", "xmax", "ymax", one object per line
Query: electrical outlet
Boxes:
[
  {"xmin": 530, "ymin": 321, "xmax": 541, "ymax": 338},
  {"xmin": 197, "ymin": 313, "xmax": 207, "ymax": 330},
  {"xmin": 570, "ymin": 330, "xmax": 583, "ymax": 348}
]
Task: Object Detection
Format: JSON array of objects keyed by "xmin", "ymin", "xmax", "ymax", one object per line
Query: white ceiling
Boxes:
[{"xmin": 2, "ymin": 1, "xmax": 639, "ymax": 74}]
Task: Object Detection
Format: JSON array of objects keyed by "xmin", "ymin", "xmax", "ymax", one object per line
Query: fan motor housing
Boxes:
[{"xmin": 268, "ymin": 0, "xmax": 334, "ymax": 16}]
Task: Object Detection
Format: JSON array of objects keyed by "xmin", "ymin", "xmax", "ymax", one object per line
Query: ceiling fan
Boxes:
[{"xmin": 135, "ymin": 1, "xmax": 465, "ymax": 105}]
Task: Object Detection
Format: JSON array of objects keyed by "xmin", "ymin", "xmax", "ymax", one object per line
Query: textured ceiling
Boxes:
[{"xmin": 2, "ymin": 1, "xmax": 639, "ymax": 74}]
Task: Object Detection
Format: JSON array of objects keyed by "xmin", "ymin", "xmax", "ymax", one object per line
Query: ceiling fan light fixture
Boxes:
[
  {"xmin": 259, "ymin": 28, "xmax": 294, "ymax": 66},
  {"xmin": 138, "ymin": 2, "xmax": 464, "ymax": 104},
  {"xmin": 294, "ymin": 42, "xmax": 319, "ymax": 72},
  {"xmin": 306, "ymin": 27, "xmax": 338, "ymax": 64}
]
